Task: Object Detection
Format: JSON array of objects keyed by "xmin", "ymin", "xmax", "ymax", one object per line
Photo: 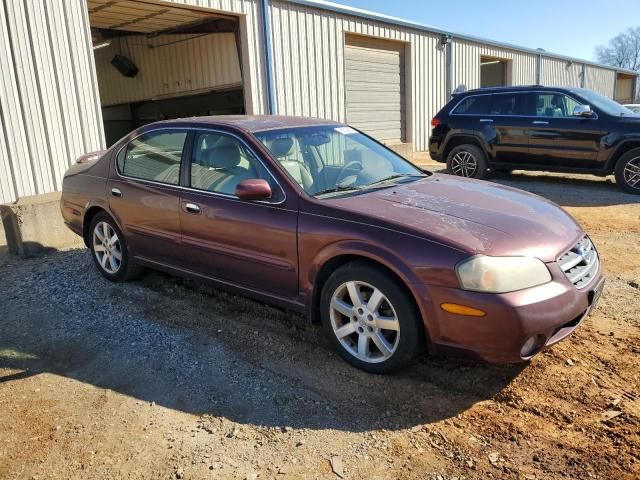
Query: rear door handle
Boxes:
[
  {"xmin": 532, "ymin": 121, "xmax": 549, "ymax": 125},
  {"xmin": 479, "ymin": 118, "xmax": 493, "ymax": 123},
  {"xmin": 184, "ymin": 202, "xmax": 201, "ymax": 214},
  {"xmin": 111, "ymin": 187, "xmax": 122, "ymax": 197}
]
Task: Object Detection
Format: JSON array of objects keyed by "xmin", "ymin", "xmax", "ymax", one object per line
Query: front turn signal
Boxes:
[{"xmin": 440, "ymin": 303, "xmax": 486, "ymax": 317}]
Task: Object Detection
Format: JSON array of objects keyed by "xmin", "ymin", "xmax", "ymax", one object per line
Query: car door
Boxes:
[
  {"xmin": 108, "ymin": 128, "xmax": 188, "ymax": 266},
  {"xmin": 483, "ymin": 92, "xmax": 531, "ymax": 165},
  {"xmin": 178, "ymin": 129, "xmax": 299, "ymax": 298},
  {"xmin": 527, "ymin": 91, "xmax": 605, "ymax": 169}
]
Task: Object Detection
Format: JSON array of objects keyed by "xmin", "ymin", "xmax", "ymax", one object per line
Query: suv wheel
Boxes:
[
  {"xmin": 446, "ymin": 144, "xmax": 488, "ymax": 179},
  {"xmin": 89, "ymin": 212, "xmax": 143, "ymax": 282},
  {"xmin": 320, "ymin": 263, "xmax": 424, "ymax": 374},
  {"xmin": 615, "ymin": 148, "xmax": 640, "ymax": 194}
]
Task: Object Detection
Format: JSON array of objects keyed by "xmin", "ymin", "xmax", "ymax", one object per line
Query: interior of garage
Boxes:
[
  {"xmin": 615, "ymin": 72, "xmax": 635, "ymax": 104},
  {"xmin": 88, "ymin": 0, "xmax": 246, "ymax": 146},
  {"xmin": 480, "ymin": 56, "xmax": 509, "ymax": 87}
]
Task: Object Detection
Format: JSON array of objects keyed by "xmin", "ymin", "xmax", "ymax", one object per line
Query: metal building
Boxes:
[{"xmin": 0, "ymin": 0, "xmax": 638, "ymax": 204}]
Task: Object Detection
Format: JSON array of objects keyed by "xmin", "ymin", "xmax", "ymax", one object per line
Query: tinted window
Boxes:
[
  {"xmin": 535, "ymin": 93, "xmax": 580, "ymax": 117},
  {"xmin": 452, "ymin": 95, "xmax": 492, "ymax": 114},
  {"xmin": 190, "ymin": 132, "xmax": 280, "ymax": 200},
  {"xmin": 118, "ymin": 131, "xmax": 187, "ymax": 185},
  {"xmin": 489, "ymin": 93, "xmax": 528, "ymax": 115}
]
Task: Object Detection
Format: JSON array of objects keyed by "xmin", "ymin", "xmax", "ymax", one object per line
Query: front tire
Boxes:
[
  {"xmin": 320, "ymin": 263, "xmax": 424, "ymax": 374},
  {"xmin": 614, "ymin": 148, "xmax": 640, "ymax": 194},
  {"xmin": 89, "ymin": 212, "xmax": 142, "ymax": 282},
  {"xmin": 446, "ymin": 144, "xmax": 488, "ymax": 179}
]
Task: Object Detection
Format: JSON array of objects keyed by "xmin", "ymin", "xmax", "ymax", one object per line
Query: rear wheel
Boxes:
[
  {"xmin": 89, "ymin": 212, "xmax": 142, "ymax": 282},
  {"xmin": 446, "ymin": 144, "xmax": 488, "ymax": 179},
  {"xmin": 320, "ymin": 263, "xmax": 424, "ymax": 374},
  {"xmin": 614, "ymin": 149, "xmax": 640, "ymax": 194}
]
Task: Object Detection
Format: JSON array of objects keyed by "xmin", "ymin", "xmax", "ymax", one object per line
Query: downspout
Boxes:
[
  {"xmin": 535, "ymin": 53, "xmax": 541, "ymax": 85},
  {"xmin": 261, "ymin": 0, "xmax": 277, "ymax": 114},
  {"xmin": 445, "ymin": 36, "xmax": 453, "ymax": 97},
  {"xmin": 581, "ymin": 63, "xmax": 586, "ymax": 88}
]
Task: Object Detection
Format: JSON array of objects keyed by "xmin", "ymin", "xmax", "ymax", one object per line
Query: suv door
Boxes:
[
  {"xmin": 178, "ymin": 130, "xmax": 299, "ymax": 298},
  {"xmin": 483, "ymin": 92, "xmax": 531, "ymax": 165},
  {"xmin": 527, "ymin": 91, "xmax": 605, "ymax": 169},
  {"xmin": 109, "ymin": 129, "xmax": 188, "ymax": 266}
]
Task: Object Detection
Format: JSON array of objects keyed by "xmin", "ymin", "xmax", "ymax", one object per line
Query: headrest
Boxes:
[
  {"xmin": 201, "ymin": 144, "xmax": 240, "ymax": 169},
  {"xmin": 269, "ymin": 137, "xmax": 294, "ymax": 158}
]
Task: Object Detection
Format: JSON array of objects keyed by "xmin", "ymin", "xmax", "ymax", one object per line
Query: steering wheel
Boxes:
[{"xmin": 335, "ymin": 160, "xmax": 362, "ymax": 186}]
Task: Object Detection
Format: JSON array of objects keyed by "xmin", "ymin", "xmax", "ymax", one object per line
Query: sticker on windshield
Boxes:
[{"xmin": 335, "ymin": 126, "xmax": 357, "ymax": 135}]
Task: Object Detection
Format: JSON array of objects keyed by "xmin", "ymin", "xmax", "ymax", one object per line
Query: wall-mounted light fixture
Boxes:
[
  {"xmin": 92, "ymin": 40, "xmax": 111, "ymax": 50},
  {"xmin": 440, "ymin": 34, "xmax": 452, "ymax": 46}
]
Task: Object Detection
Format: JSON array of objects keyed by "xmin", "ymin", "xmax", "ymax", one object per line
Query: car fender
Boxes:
[
  {"xmin": 305, "ymin": 239, "xmax": 437, "ymax": 338},
  {"xmin": 604, "ymin": 135, "xmax": 640, "ymax": 171},
  {"xmin": 441, "ymin": 129, "xmax": 493, "ymax": 159}
]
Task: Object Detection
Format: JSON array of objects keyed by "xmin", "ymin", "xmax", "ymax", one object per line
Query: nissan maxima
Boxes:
[{"xmin": 60, "ymin": 116, "xmax": 604, "ymax": 373}]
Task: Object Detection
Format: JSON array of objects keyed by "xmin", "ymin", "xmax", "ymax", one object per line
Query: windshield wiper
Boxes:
[
  {"xmin": 314, "ymin": 184, "xmax": 362, "ymax": 197},
  {"xmin": 363, "ymin": 173, "xmax": 427, "ymax": 188}
]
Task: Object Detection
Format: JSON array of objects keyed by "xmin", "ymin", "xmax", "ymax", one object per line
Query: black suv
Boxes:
[{"xmin": 429, "ymin": 86, "xmax": 640, "ymax": 194}]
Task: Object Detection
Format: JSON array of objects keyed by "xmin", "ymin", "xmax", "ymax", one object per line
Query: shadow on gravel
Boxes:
[
  {"xmin": 1, "ymin": 250, "xmax": 525, "ymax": 433},
  {"xmin": 422, "ymin": 165, "xmax": 639, "ymax": 207}
]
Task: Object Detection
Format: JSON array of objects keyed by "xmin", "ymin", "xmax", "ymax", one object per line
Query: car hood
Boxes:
[{"xmin": 326, "ymin": 174, "xmax": 584, "ymax": 262}]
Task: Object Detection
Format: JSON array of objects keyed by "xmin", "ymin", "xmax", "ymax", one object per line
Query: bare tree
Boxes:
[{"xmin": 596, "ymin": 27, "xmax": 640, "ymax": 72}]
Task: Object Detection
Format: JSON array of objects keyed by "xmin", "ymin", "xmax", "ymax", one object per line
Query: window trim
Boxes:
[
  {"xmin": 449, "ymin": 90, "xmax": 599, "ymax": 120},
  {"xmin": 113, "ymin": 127, "xmax": 287, "ymax": 206},
  {"xmin": 116, "ymin": 129, "xmax": 189, "ymax": 186}
]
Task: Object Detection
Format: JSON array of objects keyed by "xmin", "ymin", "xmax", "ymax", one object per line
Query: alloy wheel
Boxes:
[
  {"xmin": 451, "ymin": 151, "xmax": 478, "ymax": 177},
  {"xmin": 93, "ymin": 221, "xmax": 122, "ymax": 274},
  {"xmin": 329, "ymin": 281, "xmax": 400, "ymax": 363},
  {"xmin": 623, "ymin": 157, "xmax": 640, "ymax": 190}
]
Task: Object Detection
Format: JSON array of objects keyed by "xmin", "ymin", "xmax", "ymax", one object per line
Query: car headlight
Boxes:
[{"xmin": 456, "ymin": 255, "xmax": 552, "ymax": 293}]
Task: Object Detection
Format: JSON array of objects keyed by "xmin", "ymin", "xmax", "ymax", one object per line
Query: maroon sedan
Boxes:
[{"xmin": 61, "ymin": 116, "xmax": 604, "ymax": 373}]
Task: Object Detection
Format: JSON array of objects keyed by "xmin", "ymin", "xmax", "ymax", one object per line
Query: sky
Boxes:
[{"xmin": 332, "ymin": 0, "xmax": 640, "ymax": 62}]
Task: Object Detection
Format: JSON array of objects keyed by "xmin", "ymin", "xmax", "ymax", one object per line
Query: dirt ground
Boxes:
[{"xmin": 1, "ymin": 160, "xmax": 639, "ymax": 480}]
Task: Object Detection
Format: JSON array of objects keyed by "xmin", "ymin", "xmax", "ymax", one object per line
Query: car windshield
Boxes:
[
  {"xmin": 571, "ymin": 88, "xmax": 633, "ymax": 116},
  {"xmin": 254, "ymin": 125, "xmax": 427, "ymax": 197}
]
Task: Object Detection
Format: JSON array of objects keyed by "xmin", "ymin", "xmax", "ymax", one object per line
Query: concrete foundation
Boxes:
[
  {"xmin": 384, "ymin": 141, "xmax": 413, "ymax": 159},
  {"xmin": 0, "ymin": 192, "xmax": 84, "ymax": 257}
]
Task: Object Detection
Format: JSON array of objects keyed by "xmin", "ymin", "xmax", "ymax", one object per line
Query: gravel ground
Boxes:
[{"xmin": 0, "ymin": 163, "xmax": 639, "ymax": 480}]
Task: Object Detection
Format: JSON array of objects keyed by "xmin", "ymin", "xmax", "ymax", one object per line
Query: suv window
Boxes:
[
  {"xmin": 452, "ymin": 95, "xmax": 492, "ymax": 115},
  {"xmin": 190, "ymin": 132, "xmax": 280, "ymax": 200},
  {"xmin": 535, "ymin": 93, "xmax": 580, "ymax": 117},
  {"xmin": 117, "ymin": 130, "xmax": 187, "ymax": 185},
  {"xmin": 488, "ymin": 93, "xmax": 528, "ymax": 115}
]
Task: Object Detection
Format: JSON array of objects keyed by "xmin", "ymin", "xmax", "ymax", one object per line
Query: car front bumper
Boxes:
[{"xmin": 420, "ymin": 264, "xmax": 604, "ymax": 363}]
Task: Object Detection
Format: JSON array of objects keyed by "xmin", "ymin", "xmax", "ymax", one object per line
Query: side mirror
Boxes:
[
  {"xmin": 235, "ymin": 178, "xmax": 272, "ymax": 200},
  {"xmin": 573, "ymin": 104, "xmax": 594, "ymax": 117}
]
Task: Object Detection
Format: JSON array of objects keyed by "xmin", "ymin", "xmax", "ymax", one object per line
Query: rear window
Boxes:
[
  {"xmin": 488, "ymin": 93, "xmax": 528, "ymax": 115},
  {"xmin": 452, "ymin": 95, "xmax": 492, "ymax": 114}
]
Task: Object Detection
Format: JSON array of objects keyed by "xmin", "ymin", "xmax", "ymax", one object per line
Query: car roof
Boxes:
[
  {"xmin": 143, "ymin": 115, "xmax": 342, "ymax": 133},
  {"xmin": 460, "ymin": 85, "xmax": 577, "ymax": 95}
]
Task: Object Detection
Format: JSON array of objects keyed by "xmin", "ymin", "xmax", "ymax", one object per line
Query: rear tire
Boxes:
[
  {"xmin": 89, "ymin": 212, "xmax": 143, "ymax": 282},
  {"xmin": 446, "ymin": 144, "xmax": 488, "ymax": 179},
  {"xmin": 320, "ymin": 263, "xmax": 424, "ymax": 374},
  {"xmin": 614, "ymin": 148, "xmax": 640, "ymax": 194}
]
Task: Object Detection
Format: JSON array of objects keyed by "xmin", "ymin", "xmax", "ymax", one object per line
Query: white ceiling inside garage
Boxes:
[{"xmin": 88, "ymin": 0, "xmax": 219, "ymax": 33}]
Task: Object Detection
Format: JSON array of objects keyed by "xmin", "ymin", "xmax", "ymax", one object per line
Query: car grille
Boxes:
[{"xmin": 558, "ymin": 236, "xmax": 599, "ymax": 289}]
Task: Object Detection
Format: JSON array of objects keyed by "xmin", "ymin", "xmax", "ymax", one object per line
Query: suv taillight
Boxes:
[{"xmin": 431, "ymin": 118, "xmax": 441, "ymax": 127}]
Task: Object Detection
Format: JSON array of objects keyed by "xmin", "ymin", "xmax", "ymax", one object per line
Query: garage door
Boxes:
[{"xmin": 345, "ymin": 35, "xmax": 406, "ymax": 143}]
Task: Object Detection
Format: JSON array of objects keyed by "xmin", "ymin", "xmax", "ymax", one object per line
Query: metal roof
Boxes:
[{"xmin": 285, "ymin": 0, "xmax": 639, "ymax": 77}]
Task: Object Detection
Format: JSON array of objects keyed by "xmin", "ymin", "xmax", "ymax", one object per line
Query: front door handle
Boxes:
[
  {"xmin": 532, "ymin": 120, "xmax": 549, "ymax": 125},
  {"xmin": 479, "ymin": 118, "xmax": 494, "ymax": 123},
  {"xmin": 111, "ymin": 187, "xmax": 122, "ymax": 197},
  {"xmin": 184, "ymin": 202, "xmax": 201, "ymax": 214}
]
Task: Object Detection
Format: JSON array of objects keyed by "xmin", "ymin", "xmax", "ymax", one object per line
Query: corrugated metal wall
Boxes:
[
  {"xmin": 268, "ymin": 0, "xmax": 447, "ymax": 152},
  {"xmin": 453, "ymin": 40, "xmax": 537, "ymax": 89},
  {"xmin": 0, "ymin": 0, "xmax": 104, "ymax": 204},
  {"xmin": 94, "ymin": 32, "xmax": 242, "ymax": 106},
  {"xmin": 540, "ymin": 57, "xmax": 583, "ymax": 88},
  {"xmin": 586, "ymin": 66, "xmax": 616, "ymax": 97}
]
